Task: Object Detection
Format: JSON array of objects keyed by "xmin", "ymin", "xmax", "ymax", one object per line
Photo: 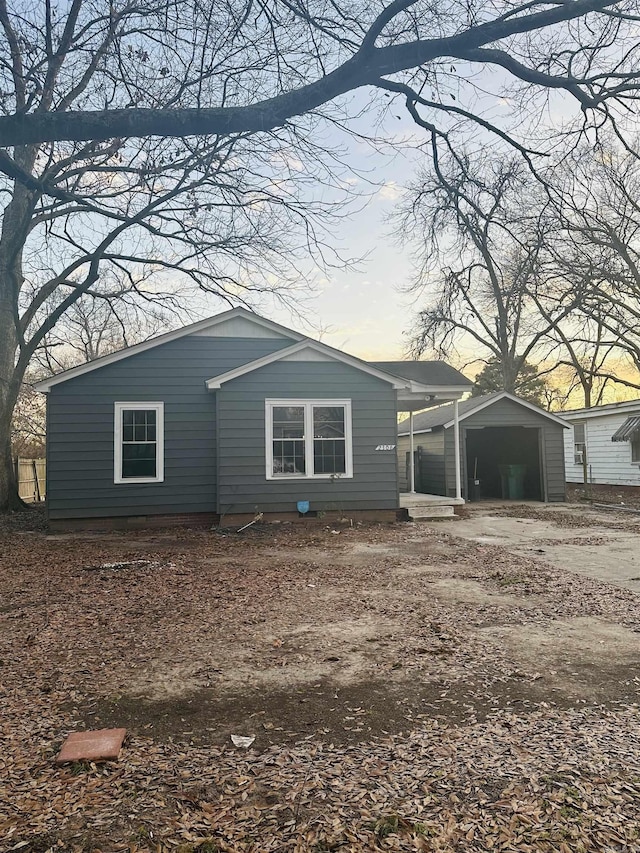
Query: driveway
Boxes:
[{"xmin": 441, "ymin": 502, "xmax": 640, "ymax": 593}]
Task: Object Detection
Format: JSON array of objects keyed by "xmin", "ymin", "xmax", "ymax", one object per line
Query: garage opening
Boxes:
[{"xmin": 465, "ymin": 426, "xmax": 542, "ymax": 500}]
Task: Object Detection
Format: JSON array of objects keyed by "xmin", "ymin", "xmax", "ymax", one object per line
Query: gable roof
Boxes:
[
  {"xmin": 398, "ymin": 391, "xmax": 569, "ymax": 434},
  {"xmin": 206, "ymin": 340, "xmax": 413, "ymax": 390},
  {"xmin": 33, "ymin": 307, "xmax": 303, "ymax": 392},
  {"xmin": 34, "ymin": 306, "xmax": 474, "ymax": 395}
]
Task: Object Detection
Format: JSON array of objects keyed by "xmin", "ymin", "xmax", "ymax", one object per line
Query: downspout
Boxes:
[
  {"xmin": 409, "ymin": 411, "xmax": 415, "ymax": 493},
  {"xmin": 454, "ymin": 399, "xmax": 462, "ymax": 500}
]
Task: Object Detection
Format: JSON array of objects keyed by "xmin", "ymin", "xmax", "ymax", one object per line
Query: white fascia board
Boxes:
[
  {"xmin": 562, "ymin": 399, "xmax": 640, "ymax": 419},
  {"xmin": 442, "ymin": 391, "xmax": 570, "ymax": 429},
  {"xmin": 398, "ymin": 428, "xmax": 433, "ymax": 437},
  {"xmin": 205, "ymin": 340, "xmax": 410, "ymax": 390},
  {"xmin": 33, "ymin": 307, "xmax": 304, "ymax": 392}
]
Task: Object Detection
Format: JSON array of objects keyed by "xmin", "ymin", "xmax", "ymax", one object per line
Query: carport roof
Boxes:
[
  {"xmin": 611, "ymin": 416, "xmax": 640, "ymax": 442},
  {"xmin": 397, "ymin": 391, "xmax": 569, "ymax": 435}
]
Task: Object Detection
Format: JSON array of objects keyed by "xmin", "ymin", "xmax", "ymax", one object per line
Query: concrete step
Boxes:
[{"xmin": 407, "ymin": 505, "xmax": 456, "ymax": 520}]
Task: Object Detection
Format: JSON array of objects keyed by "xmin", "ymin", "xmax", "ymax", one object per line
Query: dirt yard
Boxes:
[{"xmin": 1, "ymin": 504, "xmax": 639, "ymax": 852}]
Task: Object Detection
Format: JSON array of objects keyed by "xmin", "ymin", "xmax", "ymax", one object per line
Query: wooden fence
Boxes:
[{"xmin": 16, "ymin": 457, "xmax": 46, "ymax": 502}]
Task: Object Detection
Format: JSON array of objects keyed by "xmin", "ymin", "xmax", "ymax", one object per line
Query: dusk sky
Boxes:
[
  {"xmin": 268, "ymin": 113, "xmax": 425, "ymax": 362},
  {"xmin": 252, "ymin": 78, "xmax": 568, "ymax": 365}
]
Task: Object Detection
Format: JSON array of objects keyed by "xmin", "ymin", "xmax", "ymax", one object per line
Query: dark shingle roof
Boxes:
[{"xmin": 370, "ymin": 361, "xmax": 471, "ymax": 387}]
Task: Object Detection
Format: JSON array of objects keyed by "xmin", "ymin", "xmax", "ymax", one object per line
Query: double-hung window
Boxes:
[
  {"xmin": 573, "ymin": 422, "xmax": 586, "ymax": 465},
  {"xmin": 266, "ymin": 400, "xmax": 353, "ymax": 479},
  {"xmin": 114, "ymin": 402, "xmax": 164, "ymax": 483}
]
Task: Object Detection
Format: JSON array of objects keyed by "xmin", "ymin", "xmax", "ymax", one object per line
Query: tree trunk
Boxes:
[
  {"xmin": 0, "ymin": 301, "xmax": 24, "ymax": 512},
  {"xmin": 0, "ymin": 407, "xmax": 23, "ymax": 512},
  {"xmin": 0, "ymin": 152, "xmax": 39, "ymax": 513}
]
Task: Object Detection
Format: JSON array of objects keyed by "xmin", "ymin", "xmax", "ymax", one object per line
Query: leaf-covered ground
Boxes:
[{"xmin": 1, "ymin": 507, "xmax": 639, "ymax": 851}]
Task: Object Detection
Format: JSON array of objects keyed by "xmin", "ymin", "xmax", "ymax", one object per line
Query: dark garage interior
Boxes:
[{"xmin": 465, "ymin": 426, "xmax": 542, "ymax": 500}]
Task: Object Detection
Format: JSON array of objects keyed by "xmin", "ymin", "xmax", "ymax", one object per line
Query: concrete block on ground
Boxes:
[
  {"xmin": 408, "ymin": 505, "xmax": 456, "ymax": 520},
  {"xmin": 56, "ymin": 728, "xmax": 127, "ymax": 763}
]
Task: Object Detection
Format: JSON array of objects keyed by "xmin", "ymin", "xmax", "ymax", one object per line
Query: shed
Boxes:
[
  {"xmin": 397, "ymin": 391, "xmax": 568, "ymax": 502},
  {"xmin": 562, "ymin": 399, "xmax": 640, "ymax": 487}
]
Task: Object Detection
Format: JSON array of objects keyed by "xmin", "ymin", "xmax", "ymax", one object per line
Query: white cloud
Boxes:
[{"xmin": 377, "ymin": 181, "xmax": 403, "ymax": 201}]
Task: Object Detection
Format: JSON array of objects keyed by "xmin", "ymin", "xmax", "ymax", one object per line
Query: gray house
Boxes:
[
  {"xmin": 35, "ymin": 308, "xmax": 471, "ymax": 528},
  {"xmin": 397, "ymin": 391, "xmax": 568, "ymax": 502}
]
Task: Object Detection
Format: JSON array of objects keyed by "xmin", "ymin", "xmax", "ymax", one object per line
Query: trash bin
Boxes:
[
  {"xmin": 467, "ymin": 478, "xmax": 482, "ymax": 502},
  {"xmin": 498, "ymin": 464, "xmax": 527, "ymax": 500}
]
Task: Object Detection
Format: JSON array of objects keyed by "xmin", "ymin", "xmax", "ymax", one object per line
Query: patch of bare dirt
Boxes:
[
  {"xmin": 2, "ymin": 515, "xmax": 640, "ymax": 850},
  {"xmin": 80, "ymin": 675, "xmax": 592, "ymax": 749},
  {"xmin": 491, "ymin": 501, "xmax": 640, "ymax": 531},
  {"xmin": 568, "ymin": 481, "xmax": 640, "ymax": 510}
]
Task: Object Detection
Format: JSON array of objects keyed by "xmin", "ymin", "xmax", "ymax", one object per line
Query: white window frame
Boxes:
[
  {"xmin": 265, "ymin": 399, "xmax": 353, "ymax": 480},
  {"xmin": 573, "ymin": 422, "xmax": 586, "ymax": 465},
  {"xmin": 114, "ymin": 402, "xmax": 164, "ymax": 484}
]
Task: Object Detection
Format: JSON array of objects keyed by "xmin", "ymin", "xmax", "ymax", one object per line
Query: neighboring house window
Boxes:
[
  {"xmin": 573, "ymin": 422, "xmax": 586, "ymax": 465},
  {"xmin": 266, "ymin": 400, "xmax": 353, "ymax": 479},
  {"xmin": 114, "ymin": 402, "xmax": 164, "ymax": 483},
  {"xmin": 632, "ymin": 436, "xmax": 640, "ymax": 464}
]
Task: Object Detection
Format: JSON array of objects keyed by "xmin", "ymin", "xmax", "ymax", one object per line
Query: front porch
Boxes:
[{"xmin": 400, "ymin": 491, "xmax": 464, "ymax": 520}]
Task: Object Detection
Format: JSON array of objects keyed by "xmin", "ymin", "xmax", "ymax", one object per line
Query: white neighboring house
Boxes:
[{"xmin": 563, "ymin": 399, "xmax": 640, "ymax": 486}]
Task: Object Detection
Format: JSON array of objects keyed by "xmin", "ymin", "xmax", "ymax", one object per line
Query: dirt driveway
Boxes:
[
  {"xmin": 2, "ymin": 506, "xmax": 640, "ymax": 851},
  {"xmin": 444, "ymin": 502, "xmax": 640, "ymax": 592}
]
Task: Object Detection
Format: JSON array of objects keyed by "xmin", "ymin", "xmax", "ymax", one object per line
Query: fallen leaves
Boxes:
[{"xmin": 1, "ymin": 510, "xmax": 640, "ymax": 850}]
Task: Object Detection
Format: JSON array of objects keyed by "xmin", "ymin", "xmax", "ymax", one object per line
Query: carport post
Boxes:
[
  {"xmin": 453, "ymin": 399, "xmax": 462, "ymax": 500},
  {"xmin": 409, "ymin": 411, "xmax": 416, "ymax": 493}
]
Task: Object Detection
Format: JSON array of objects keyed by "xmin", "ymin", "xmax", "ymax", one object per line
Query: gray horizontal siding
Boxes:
[
  {"xmin": 217, "ymin": 361, "xmax": 399, "ymax": 514},
  {"xmin": 461, "ymin": 397, "xmax": 557, "ymax": 428},
  {"xmin": 442, "ymin": 397, "xmax": 566, "ymax": 500},
  {"xmin": 397, "ymin": 432, "xmax": 446, "ymax": 495},
  {"xmin": 46, "ymin": 336, "xmax": 291, "ymax": 519}
]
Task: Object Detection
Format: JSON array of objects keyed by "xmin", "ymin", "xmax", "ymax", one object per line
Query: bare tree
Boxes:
[
  {"xmin": 0, "ymin": 0, "xmax": 638, "ymax": 156},
  {"xmin": 11, "ymin": 382, "xmax": 45, "ymax": 458},
  {"xmin": 1, "ymin": 0, "xmax": 640, "ymax": 508},
  {"xmin": 401, "ymin": 139, "xmax": 640, "ymax": 408},
  {"xmin": 13, "ymin": 295, "xmax": 173, "ymax": 463},
  {"xmin": 32, "ymin": 295, "xmax": 174, "ymax": 374},
  {"xmin": 399, "ymin": 157, "xmax": 579, "ymax": 390},
  {"xmin": 540, "ymin": 141, "xmax": 640, "ymax": 403}
]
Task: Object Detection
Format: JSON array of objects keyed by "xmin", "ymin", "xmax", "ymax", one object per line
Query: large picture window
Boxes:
[
  {"xmin": 114, "ymin": 402, "xmax": 164, "ymax": 483},
  {"xmin": 266, "ymin": 400, "xmax": 353, "ymax": 479}
]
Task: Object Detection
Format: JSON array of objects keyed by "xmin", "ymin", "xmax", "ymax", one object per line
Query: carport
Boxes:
[
  {"xmin": 397, "ymin": 391, "xmax": 569, "ymax": 502},
  {"xmin": 465, "ymin": 425, "xmax": 542, "ymax": 500}
]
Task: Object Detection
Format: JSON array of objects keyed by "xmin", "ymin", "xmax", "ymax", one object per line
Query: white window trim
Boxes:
[
  {"xmin": 114, "ymin": 402, "xmax": 165, "ymax": 484},
  {"xmin": 573, "ymin": 422, "xmax": 586, "ymax": 465},
  {"xmin": 265, "ymin": 399, "xmax": 353, "ymax": 480}
]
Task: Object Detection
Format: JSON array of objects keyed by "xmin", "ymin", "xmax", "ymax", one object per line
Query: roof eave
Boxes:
[
  {"xmin": 205, "ymin": 340, "xmax": 410, "ymax": 390},
  {"xmin": 33, "ymin": 307, "xmax": 305, "ymax": 392},
  {"xmin": 441, "ymin": 391, "xmax": 570, "ymax": 429}
]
